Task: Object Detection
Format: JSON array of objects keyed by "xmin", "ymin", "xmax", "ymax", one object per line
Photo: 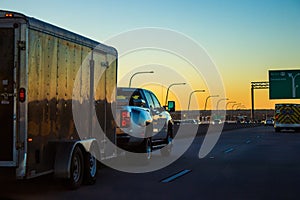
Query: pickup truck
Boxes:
[{"xmin": 116, "ymin": 87, "xmax": 174, "ymax": 159}]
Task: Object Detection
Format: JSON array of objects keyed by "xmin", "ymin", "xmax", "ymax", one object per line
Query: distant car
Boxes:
[
  {"xmin": 264, "ymin": 119, "xmax": 274, "ymax": 126},
  {"xmin": 181, "ymin": 119, "xmax": 199, "ymax": 124},
  {"xmin": 211, "ymin": 119, "xmax": 222, "ymax": 125}
]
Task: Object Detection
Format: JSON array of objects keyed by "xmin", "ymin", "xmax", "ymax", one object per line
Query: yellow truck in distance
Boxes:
[{"xmin": 274, "ymin": 104, "xmax": 300, "ymax": 132}]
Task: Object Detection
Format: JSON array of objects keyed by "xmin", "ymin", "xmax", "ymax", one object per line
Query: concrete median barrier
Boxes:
[{"xmin": 173, "ymin": 123, "xmax": 262, "ymax": 138}]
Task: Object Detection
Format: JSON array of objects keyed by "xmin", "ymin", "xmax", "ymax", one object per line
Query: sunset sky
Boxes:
[{"xmin": 2, "ymin": 0, "xmax": 300, "ymax": 110}]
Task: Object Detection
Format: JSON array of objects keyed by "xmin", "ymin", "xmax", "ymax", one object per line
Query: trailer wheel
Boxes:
[
  {"xmin": 83, "ymin": 150, "xmax": 98, "ymax": 185},
  {"xmin": 67, "ymin": 146, "xmax": 84, "ymax": 189}
]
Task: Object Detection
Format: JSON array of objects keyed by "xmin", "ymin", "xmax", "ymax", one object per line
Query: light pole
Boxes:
[
  {"xmin": 128, "ymin": 71, "xmax": 154, "ymax": 88},
  {"xmin": 204, "ymin": 95, "xmax": 219, "ymax": 111},
  {"xmin": 232, "ymin": 103, "xmax": 241, "ymax": 110},
  {"xmin": 226, "ymin": 101, "xmax": 236, "ymax": 110},
  {"xmin": 288, "ymin": 73, "xmax": 300, "ymax": 98},
  {"xmin": 165, "ymin": 82, "xmax": 186, "ymax": 106},
  {"xmin": 187, "ymin": 89, "xmax": 205, "ymax": 120},
  {"xmin": 216, "ymin": 98, "xmax": 229, "ymax": 111},
  {"xmin": 187, "ymin": 90, "xmax": 205, "ymax": 111},
  {"xmin": 231, "ymin": 103, "xmax": 241, "ymax": 121},
  {"xmin": 236, "ymin": 104, "xmax": 245, "ymax": 119},
  {"xmin": 226, "ymin": 101, "xmax": 236, "ymax": 121}
]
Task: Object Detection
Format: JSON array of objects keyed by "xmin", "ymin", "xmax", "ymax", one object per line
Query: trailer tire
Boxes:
[
  {"xmin": 83, "ymin": 149, "xmax": 98, "ymax": 185},
  {"xmin": 67, "ymin": 146, "xmax": 84, "ymax": 189}
]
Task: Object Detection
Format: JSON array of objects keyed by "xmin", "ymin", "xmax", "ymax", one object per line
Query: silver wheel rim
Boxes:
[
  {"xmin": 146, "ymin": 139, "xmax": 152, "ymax": 160},
  {"xmin": 89, "ymin": 154, "xmax": 97, "ymax": 177},
  {"xmin": 73, "ymin": 155, "xmax": 81, "ymax": 182}
]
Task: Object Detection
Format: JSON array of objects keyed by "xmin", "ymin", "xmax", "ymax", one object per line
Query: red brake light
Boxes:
[
  {"xmin": 19, "ymin": 88, "xmax": 26, "ymax": 102},
  {"xmin": 120, "ymin": 110, "xmax": 130, "ymax": 128}
]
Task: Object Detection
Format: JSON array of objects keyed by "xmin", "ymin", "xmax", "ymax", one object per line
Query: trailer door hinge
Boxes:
[{"xmin": 18, "ymin": 41, "xmax": 26, "ymax": 50}]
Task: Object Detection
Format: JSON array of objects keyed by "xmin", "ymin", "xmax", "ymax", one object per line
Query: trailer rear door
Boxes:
[{"xmin": 0, "ymin": 27, "xmax": 16, "ymax": 166}]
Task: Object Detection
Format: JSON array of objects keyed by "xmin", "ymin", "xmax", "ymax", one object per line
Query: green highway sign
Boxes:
[{"xmin": 269, "ymin": 70, "xmax": 300, "ymax": 99}]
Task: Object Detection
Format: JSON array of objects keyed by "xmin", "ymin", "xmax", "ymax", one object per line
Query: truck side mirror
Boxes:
[{"xmin": 168, "ymin": 101, "xmax": 175, "ymax": 112}]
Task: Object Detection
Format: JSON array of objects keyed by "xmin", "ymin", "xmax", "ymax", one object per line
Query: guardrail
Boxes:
[{"xmin": 173, "ymin": 123, "xmax": 263, "ymax": 137}]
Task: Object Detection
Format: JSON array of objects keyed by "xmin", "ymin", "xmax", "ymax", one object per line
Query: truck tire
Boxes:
[
  {"xmin": 143, "ymin": 137, "xmax": 152, "ymax": 160},
  {"xmin": 67, "ymin": 146, "xmax": 84, "ymax": 189},
  {"xmin": 160, "ymin": 124, "xmax": 173, "ymax": 157},
  {"xmin": 83, "ymin": 151, "xmax": 97, "ymax": 185},
  {"xmin": 144, "ymin": 123, "xmax": 153, "ymax": 160}
]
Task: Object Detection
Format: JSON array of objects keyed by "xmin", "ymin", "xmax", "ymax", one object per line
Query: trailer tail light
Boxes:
[
  {"xmin": 120, "ymin": 110, "xmax": 130, "ymax": 128},
  {"xmin": 19, "ymin": 88, "xmax": 26, "ymax": 102}
]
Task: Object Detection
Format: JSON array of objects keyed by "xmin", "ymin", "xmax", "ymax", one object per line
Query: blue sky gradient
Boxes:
[{"xmin": 1, "ymin": 0, "xmax": 300, "ymax": 108}]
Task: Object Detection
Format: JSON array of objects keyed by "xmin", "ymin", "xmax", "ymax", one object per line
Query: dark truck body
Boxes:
[
  {"xmin": 116, "ymin": 87, "xmax": 173, "ymax": 157},
  {"xmin": 0, "ymin": 10, "xmax": 117, "ymax": 188}
]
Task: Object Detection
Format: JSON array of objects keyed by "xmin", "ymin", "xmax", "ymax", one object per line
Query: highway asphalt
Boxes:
[{"xmin": 2, "ymin": 126, "xmax": 300, "ymax": 200}]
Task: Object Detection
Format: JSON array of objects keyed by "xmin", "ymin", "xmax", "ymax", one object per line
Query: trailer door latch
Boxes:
[{"xmin": 18, "ymin": 41, "xmax": 26, "ymax": 50}]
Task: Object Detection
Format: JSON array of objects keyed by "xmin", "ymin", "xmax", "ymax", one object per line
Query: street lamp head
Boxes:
[
  {"xmin": 170, "ymin": 82, "xmax": 186, "ymax": 87},
  {"xmin": 195, "ymin": 89, "xmax": 205, "ymax": 93},
  {"xmin": 226, "ymin": 101, "xmax": 236, "ymax": 106},
  {"xmin": 129, "ymin": 70, "xmax": 155, "ymax": 87},
  {"xmin": 218, "ymin": 97, "xmax": 229, "ymax": 101}
]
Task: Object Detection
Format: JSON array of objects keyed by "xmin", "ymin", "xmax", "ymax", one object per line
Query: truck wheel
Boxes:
[
  {"xmin": 83, "ymin": 151, "xmax": 97, "ymax": 185},
  {"xmin": 161, "ymin": 125, "xmax": 173, "ymax": 157},
  {"xmin": 67, "ymin": 146, "xmax": 84, "ymax": 189},
  {"xmin": 143, "ymin": 123, "xmax": 153, "ymax": 160},
  {"xmin": 144, "ymin": 137, "xmax": 152, "ymax": 160}
]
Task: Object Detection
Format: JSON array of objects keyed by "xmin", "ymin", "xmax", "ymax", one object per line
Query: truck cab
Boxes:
[{"xmin": 116, "ymin": 87, "xmax": 174, "ymax": 158}]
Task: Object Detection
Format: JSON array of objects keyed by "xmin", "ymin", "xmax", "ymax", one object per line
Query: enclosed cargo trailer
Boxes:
[{"xmin": 0, "ymin": 10, "xmax": 117, "ymax": 188}]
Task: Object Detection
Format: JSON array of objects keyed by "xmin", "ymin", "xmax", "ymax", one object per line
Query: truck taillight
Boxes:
[
  {"xmin": 19, "ymin": 88, "xmax": 26, "ymax": 102},
  {"xmin": 121, "ymin": 110, "xmax": 130, "ymax": 128},
  {"xmin": 5, "ymin": 13, "xmax": 14, "ymax": 17}
]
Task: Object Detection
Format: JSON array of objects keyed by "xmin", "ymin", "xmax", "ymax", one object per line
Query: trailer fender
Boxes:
[{"xmin": 54, "ymin": 139, "xmax": 97, "ymax": 179}]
